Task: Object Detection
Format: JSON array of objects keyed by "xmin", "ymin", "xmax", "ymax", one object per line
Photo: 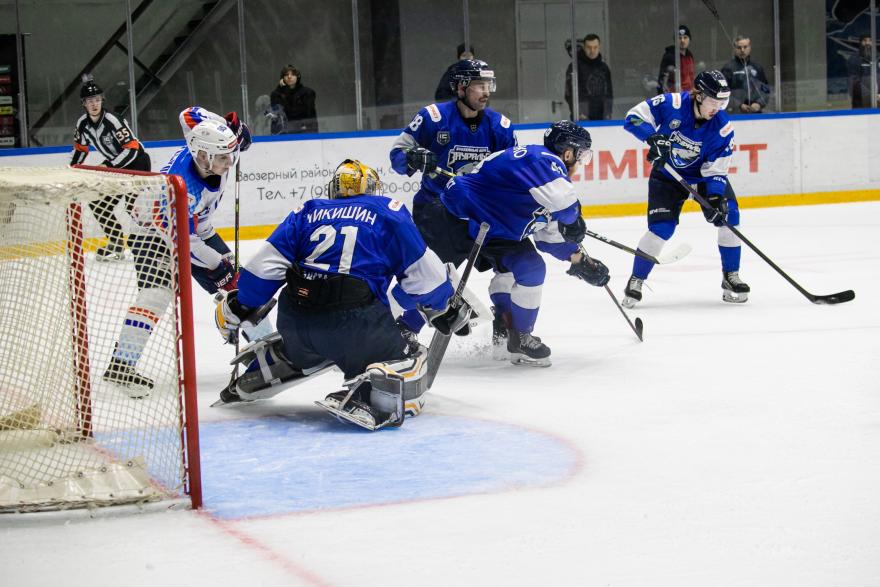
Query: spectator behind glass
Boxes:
[
  {"xmin": 721, "ymin": 36, "xmax": 770, "ymax": 114},
  {"xmin": 435, "ymin": 44, "xmax": 475, "ymax": 102},
  {"xmin": 658, "ymin": 25, "xmax": 695, "ymax": 94},
  {"xmin": 564, "ymin": 33, "xmax": 613, "ymax": 120},
  {"xmin": 270, "ymin": 65, "xmax": 318, "ymax": 134},
  {"xmin": 848, "ymin": 35, "xmax": 880, "ymax": 108}
]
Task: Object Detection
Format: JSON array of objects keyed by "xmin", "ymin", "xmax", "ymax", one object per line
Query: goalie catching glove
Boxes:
[
  {"xmin": 567, "ymin": 254, "xmax": 610, "ymax": 287},
  {"xmin": 214, "ymin": 290, "xmax": 277, "ymax": 344},
  {"xmin": 405, "ymin": 147, "xmax": 439, "ymax": 176}
]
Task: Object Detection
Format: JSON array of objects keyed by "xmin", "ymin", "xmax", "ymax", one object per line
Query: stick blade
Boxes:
[
  {"xmin": 656, "ymin": 242, "xmax": 692, "ymax": 264},
  {"xmin": 811, "ymin": 290, "xmax": 855, "ymax": 305},
  {"xmin": 634, "ymin": 317, "xmax": 644, "ymax": 341}
]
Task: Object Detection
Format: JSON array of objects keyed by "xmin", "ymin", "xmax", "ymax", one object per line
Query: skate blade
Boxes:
[
  {"xmin": 621, "ymin": 296, "xmax": 639, "ymax": 309},
  {"xmin": 722, "ymin": 291, "xmax": 749, "ymax": 303},
  {"xmin": 509, "ymin": 353, "xmax": 552, "ymax": 368},
  {"xmin": 315, "ymin": 399, "xmax": 382, "ymax": 431},
  {"xmin": 210, "ymin": 395, "xmax": 253, "ymax": 408}
]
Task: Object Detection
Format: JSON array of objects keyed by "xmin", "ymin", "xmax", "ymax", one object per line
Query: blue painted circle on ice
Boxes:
[{"xmin": 200, "ymin": 413, "xmax": 578, "ymax": 520}]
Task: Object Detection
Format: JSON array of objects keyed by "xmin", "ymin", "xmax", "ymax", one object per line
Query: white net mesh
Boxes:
[{"xmin": 0, "ymin": 166, "xmax": 196, "ymax": 512}]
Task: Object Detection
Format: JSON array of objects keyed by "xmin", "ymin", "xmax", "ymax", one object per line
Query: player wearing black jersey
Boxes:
[{"xmin": 70, "ymin": 76, "xmax": 151, "ymax": 260}]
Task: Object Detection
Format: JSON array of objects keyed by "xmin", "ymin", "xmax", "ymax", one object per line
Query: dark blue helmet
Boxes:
[
  {"xmin": 449, "ymin": 59, "xmax": 497, "ymax": 93},
  {"xmin": 544, "ymin": 120, "xmax": 592, "ymax": 161},
  {"xmin": 694, "ymin": 70, "xmax": 730, "ymax": 101}
]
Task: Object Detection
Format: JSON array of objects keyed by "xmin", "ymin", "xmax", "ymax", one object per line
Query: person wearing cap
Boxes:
[
  {"xmin": 70, "ymin": 76, "xmax": 151, "ymax": 260},
  {"xmin": 657, "ymin": 25, "xmax": 696, "ymax": 94},
  {"xmin": 435, "ymin": 44, "xmax": 476, "ymax": 102},
  {"xmin": 270, "ymin": 64, "xmax": 318, "ymax": 133}
]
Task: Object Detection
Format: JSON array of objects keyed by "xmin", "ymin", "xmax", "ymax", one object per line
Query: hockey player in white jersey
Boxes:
[{"xmin": 102, "ymin": 108, "xmax": 254, "ymax": 396}]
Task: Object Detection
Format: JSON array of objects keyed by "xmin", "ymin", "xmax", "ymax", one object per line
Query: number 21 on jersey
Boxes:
[{"xmin": 303, "ymin": 225, "xmax": 359, "ymax": 274}]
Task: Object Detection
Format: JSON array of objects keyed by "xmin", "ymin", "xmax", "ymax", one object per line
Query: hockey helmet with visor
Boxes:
[
  {"xmin": 449, "ymin": 59, "xmax": 497, "ymax": 93},
  {"xmin": 544, "ymin": 120, "xmax": 593, "ymax": 165}
]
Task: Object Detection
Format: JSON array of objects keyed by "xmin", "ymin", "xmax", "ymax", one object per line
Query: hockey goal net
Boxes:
[{"xmin": 0, "ymin": 165, "xmax": 201, "ymax": 512}]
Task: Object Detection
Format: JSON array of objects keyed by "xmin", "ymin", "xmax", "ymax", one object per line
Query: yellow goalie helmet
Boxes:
[{"xmin": 327, "ymin": 159, "xmax": 382, "ymax": 199}]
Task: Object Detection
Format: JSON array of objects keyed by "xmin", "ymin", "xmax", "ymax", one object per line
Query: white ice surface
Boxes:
[{"xmin": 3, "ymin": 202, "xmax": 879, "ymax": 587}]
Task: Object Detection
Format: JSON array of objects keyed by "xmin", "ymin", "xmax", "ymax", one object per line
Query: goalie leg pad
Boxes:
[
  {"xmin": 234, "ymin": 334, "xmax": 333, "ymax": 401},
  {"xmin": 367, "ymin": 347, "xmax": 429, "ymax": 418}
]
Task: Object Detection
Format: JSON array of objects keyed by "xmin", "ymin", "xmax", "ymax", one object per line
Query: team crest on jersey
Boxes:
[
  {"xmin": 101, "ymin": 134, "xmax": 114, "ymax": 149},
  {"xmin": 436, "ymin": 131, "xmax": 450, "ymax": 145},
  {"xmin": 669, "ymin": 119, "xmax": 681, "ymax": 130},
  {"xmin": 446, "ymin": 145, "xmax": 491, "ymax": 167},
  {"xmin": 388, "ymin": 199, "xmax": 403, "ymax": 211},
  {"xmin": 669, "ymin": 130, "xmax": 701, "ymax": 167}
]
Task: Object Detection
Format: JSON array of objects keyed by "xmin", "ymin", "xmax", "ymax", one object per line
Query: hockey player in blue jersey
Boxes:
[
  {"xmin": 394, "ymin": 121, "xmax": 611, "ymax": 367},
  {"xmin": 390, "ymin": 59, "xmax": 518, "ymax": 349},
  {"xmin": 213, "ymin": 160, "xmax": 471, "ymax": 429},
  {"xmin": 621, "ymin": 70, "xmax": 749, "ymax": 307},
  {"xmin": 102, "ymin": 107, "xmax": 252, "ymax": 396}
]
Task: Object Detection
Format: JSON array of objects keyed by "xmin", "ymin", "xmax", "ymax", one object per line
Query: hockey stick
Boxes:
[
  {"xmin": 585, "ymin": 229, "xmax": 691, "ymax": 265},
  {"xmin": 578, "ymin": 245, "xmax": 644, "ymax": 342},
  {"xmin": 233, "ymin": 160, "xmax": 242, "ymax": 375},
  {"xmin": 425, "ymin": 221, "xmax": 491, "ymax": 388},
  {"xmin": 663, "ymin": 164, "xmax": 855, "ymax": 305}
]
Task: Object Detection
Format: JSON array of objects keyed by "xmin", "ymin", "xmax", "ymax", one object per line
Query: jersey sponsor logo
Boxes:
[
  {"xmin": 671, "ymin": 93, "xmax": 682, "ymax": 109},
  {"xmin": 426, "ymin": 104, "xmax": 442, "ymax": 122},
  {"xmin": 648, "ymin": 207, "xmax": 671, "ymax": 215},
  {"xmin": 669, "ymin": 119, "xmax": 681, "ymax": 129},
  {"xmin": 388, "ymin": 199, "xmax": 403, "ymax": 211},
  {"xmin": 500, "ymin": 115, "xmax": 511, "ymax": 128},
  {"xmin": 446, "ymin": 145, "xmax": 491, "ymax": 167},
  {"xmin": 436, "ymin": 131, "xmax": 450, "ymax": 145},
  {"xmin": 669, "ymin": 130, "xmax": 701, "ymax": 167},
  {"xmin": 719, "ymin": 122, "xmax": 734, "ymax": 137}
]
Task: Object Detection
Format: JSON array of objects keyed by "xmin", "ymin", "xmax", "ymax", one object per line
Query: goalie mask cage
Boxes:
[{"xmin": 0, "ymin": 165, "xmax": 201, "ymax": 512}]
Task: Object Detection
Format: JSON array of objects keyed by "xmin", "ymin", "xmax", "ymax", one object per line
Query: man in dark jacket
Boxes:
[
  {"xmin": 270, "ymin": 65, "xmax": 318, "ymax": 133},
  {"xmin": 564, "ymin": 34, "xmax": 613, "ymax": 120},
  {"xmin": 848, "ymin": 35, "xmax": 880, "ymax": 108},
  {"xmin": 658, "ymin": 25, "xmax": 695, "ymax": 94},
  {"xmin": 435, "ymin": 44, "xmax": 475, "ymax": 102},
  {"xmin": 721, "ymin": 36, "xmax": 770, "ymax": 114}
]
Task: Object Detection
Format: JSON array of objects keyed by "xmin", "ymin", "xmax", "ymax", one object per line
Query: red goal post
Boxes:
[{"xmin": 0, "ymin": 165, "xmax": 201, "ymax": 512}]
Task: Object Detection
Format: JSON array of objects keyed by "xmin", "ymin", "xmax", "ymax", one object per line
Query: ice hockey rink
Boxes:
[{"xmin": 3, "ymin": 200, "xmax": 878, "ymax": 586}]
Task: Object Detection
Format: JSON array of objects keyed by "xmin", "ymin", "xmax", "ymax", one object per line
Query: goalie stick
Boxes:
[
  {"xmin": 425, "ymin": 221, "xmax": 491, "ymax": 388},
  {"xmin": 578, "ymin": 245, "xmax": 644, "ymax": 342},
  {"xmin": 663, "ymin": 164, "xmax": 855, "ymax": 305}
]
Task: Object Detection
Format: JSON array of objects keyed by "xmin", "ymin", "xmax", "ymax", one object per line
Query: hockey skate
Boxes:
[
  {"xmin": 721, "ymin": 271, "xmax": 750, "ymax": 303},
  {"xmin": 103, "ymin": 357, "xmax": 153, "ymax": 398},
  {"xmin": 507, "ymin": 329, "xmax": 552, "ymax": 367},
  {"xmin": 621, "ymin": 275, "xmax": 644, "ymax": 309},
  {"xmin": 491, "ymin": 306, "xmax": 511, "ymax": 361},
  {"xmin": 95, "ymin": 241, "xmax": 125, "ymax": 261}
]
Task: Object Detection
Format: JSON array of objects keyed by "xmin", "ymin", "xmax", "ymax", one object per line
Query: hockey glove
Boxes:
[
  {"xmin": 701, "ymin": 193, "xmax": 728, "ymax": 227},
  {"xmin": 405, "ymin": 147, "xmax": 439, "ymax": 175},
  {"xmin": 559, "ymin": 216, "xmax": 587, "ymax": 243},
  {"xmin": 646, "ymin": 133, "xmax": 672, "ymax": 167},
  {"xmin": 207, "ymin": 258, "xmax": 240, "ymax": 293},
  {"xmin": 214, "ymin": 290, "xmax": 244, "ymax": 344},
  {"xmin": 425, "ymin": 301, "xmax": 472, "ymax": 336},
  {"xmin": 567, "ymin": 255, "xmax": 610, "ymax": 287},
  {"xmin": 224, "ymin": 111, "xmax": 252, "ymax": 152}
]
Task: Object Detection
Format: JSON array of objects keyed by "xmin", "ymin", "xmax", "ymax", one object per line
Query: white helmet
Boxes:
[{"xmin": 187, "ymin": 119, "xmax": 238, "ymax": 168}]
